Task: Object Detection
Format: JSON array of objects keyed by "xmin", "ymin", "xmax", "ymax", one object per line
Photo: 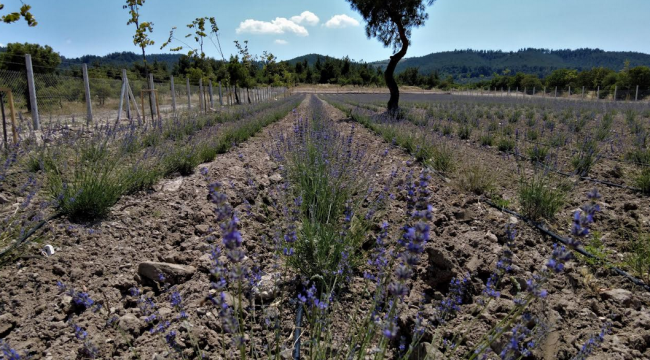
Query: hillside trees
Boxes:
[{"xmin": 0, "ymin": 43, "xmax": 60, "ymax": 72}]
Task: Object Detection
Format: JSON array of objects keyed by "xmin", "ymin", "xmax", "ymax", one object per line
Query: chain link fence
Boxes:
[
  {"xmin": 0, "ymin": 69, "xmax": 30, "ymax": 115},
  {"xmin": 0, "ymin": 59, "xmax": 289, "ymax": 146},
  {"xmin": 458, "ymin": 86, "xmax": 650, "ymax": 103}
]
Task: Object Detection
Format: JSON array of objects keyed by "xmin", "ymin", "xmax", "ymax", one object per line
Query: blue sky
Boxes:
[{"xmin": 1, "ymin": 0, "xmax": 649, "ymax": 62}]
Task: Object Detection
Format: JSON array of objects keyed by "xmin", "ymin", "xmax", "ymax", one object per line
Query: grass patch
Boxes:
[
  {"xmin": 457, "ymin": 163, "xmax": 494, "ymax": 195},
  {"xmin": 625, "ymin": 234, "xmax": 650, "ymax": 284},
  {"xmin": 518, "ymin": 174, "xmax": 565, "ymax": 220},
  {"xmin": 634, "ymin": 168, "xmax": 650, "ymax": 194}
]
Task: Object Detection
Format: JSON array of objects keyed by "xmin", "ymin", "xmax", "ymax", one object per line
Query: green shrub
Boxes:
[
  {"xmin": 518, "ymin": 175, "xmax": 565, "ymax": 220},
  {"xmin": 457, "ymin": 124, "xmax": 471, "ymax": 140},
  {"xmin": 549, "ymin": 133, "xmax": 566, "ymax": 147},
  {"xmin": 626, "ymin": 148, "xmax": 650, "ymax": 166},
  {"xmin": 571, "ymin": 138, "xmax": 599, "ymax": 177},
  {"xmin": 430, "ymin": 143, "xmax": 455, "ymax": 173},
  {"xmin": 497, "ymin": 137, "xmax": 515, "ymax": 152},
  {"xmin": 47, "ymin": 155, "xmax": 127, "ymax": 222},
  {"xmin": 124, "ymin": 165, "xmax": 161, "ymax": 194},
  {"xmin": 162, "ymin": 145, "xmax": 200, "ymax": 176},
  {"xmin": 480, "ymin": 133, "xmax": 494, "ymax": 146},
  {"xmin": 527, "ymin": 146, "xmax": 549, "ymax": 164},
  {"xmin": 526, "ymin": 129, "xmax": 539, "ymax": 141},
  {"xmin": 625, "ymin": 234, "xmax": 650, "ymax": 284},
  {"xmin": 509, "ymin": 110, "xmax": 521, "ymax": 123},
  {"xmin": 458, "ymin": 163, "xmax": 494, "ymax": 195},
  {"xmin": 635, "ymin": 168, "xmax": 650, "ymax": 194}
]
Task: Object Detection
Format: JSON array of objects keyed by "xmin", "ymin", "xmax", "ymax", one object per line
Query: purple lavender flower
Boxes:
[
  {"xmin": 165, "ymin": 330, "xmax": 178, "ymax": 347},
  {"xmin": 381, "ymin": 314, "xmax": 398, "ymax": 339},
  {"xmin": 437, "ymin": 275, "xmax": 470, "ymax": 322},
  {"xmin": 73, "ymin": 324, "xmax": 88, "ymax": 340},
  {"xmin": 170, "ymin": 291, "xmax": 182, "ymax": 308},
  {"xmin": 572, "ymin": 322, "xmax": 611, "ymax": 360},
  {"xmin": 546, "ymin": 244, "xmax": 572, "ymax": 273},
  {"xmin": 150, "ymin": 320, "xmax": 170, "ymax": 334},
  {"xmin": 0, "ymin": 341, "xmax": 22, "ymax": 360}
]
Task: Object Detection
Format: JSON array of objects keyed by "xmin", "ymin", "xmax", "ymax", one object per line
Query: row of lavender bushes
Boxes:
[
  {"xmin": 0, "ymin": 96, "xmax": 301, "ymax": 261},
  {"xmin": 1, "ymin": 96, "xmax": 612, "ymax": 359}
]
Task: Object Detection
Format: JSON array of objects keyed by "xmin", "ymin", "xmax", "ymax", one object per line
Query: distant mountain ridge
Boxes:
[
  {"xmin": 369, "ymin": 48, "xmax": 650, "ymax": 80},
  {"xmin": 59, "ymin": 51, "xmax": 184, "ymax": 68},
  {"xmin": 286, "ymin": 48, "xmax": 650, "ymax": 82},
  {"xmin": 4, "ymin": 46, "xmax": 649, "ymax": 82}
]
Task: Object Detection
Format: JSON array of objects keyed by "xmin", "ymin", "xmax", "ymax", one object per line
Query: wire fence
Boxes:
[
  {"xmin": 455, "ymin": 86, "xmax": 650, "ymax": 102},
  {"xmin": 0, "ymin": 58, "xmax": 289, "ymax": 148}
]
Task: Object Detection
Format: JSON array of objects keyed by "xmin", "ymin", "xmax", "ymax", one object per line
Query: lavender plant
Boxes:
[{"xmin": 269, "ymin": 97, "xmax": 383, "ymax": 289}]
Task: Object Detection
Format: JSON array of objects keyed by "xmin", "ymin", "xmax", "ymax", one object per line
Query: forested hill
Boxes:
[
  {"xmin": 58, "ymin": 51, "xmax": 183, "ymax": 68},
  {"xmin": 367, "ymin": 48, "xmax": 650, "ymax": 80}
]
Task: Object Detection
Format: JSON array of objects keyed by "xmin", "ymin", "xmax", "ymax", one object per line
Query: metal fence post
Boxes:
[
  {"xmin": 635, "ymin": 85, "xmax": 639, "ymax": 101},
  {"xmin": 122, "ymin": 70, "xmax": 131, "ymax": 120},
  {"xmin": 582, "ymin": 86, "xmax": 585, "ymax": 100},
  {"xmin": 170, "ymin": 75, "xmax": 176, "ymax": 112},
  {"xmin": 1, "ymin": 93, "xmax": 6, "ymax": 149},
  {"xmin": 614, "ymin": 86, "xmax": 617, "ymax": 101},
  {"xmin": 199, "ymin": 78, "xmax": 204, "ymax": 112},
  {"xmin": 554, "ymin": 87, "xmax": 557, "ymax": 98},
  {"xmin": 148, "ymin": 74, "xmax": 157, "ymax": 121},
  {"xmin": 25, "ymin": 54, "xmax": 40, "ymax": 130},
  {"xmin": 186, "ymin": 78, "xmax": 191, "ymax": 110},
  {"xmin": 597, "ymin": 86, "xmax": 600, "ymax": 100},
  {"xmin": 218, "ymin": 81, "xmax": 223, "ymax": 106},
  {"xmin": 209, "ymin": 81, "xmax": 214, "ymax": 109},
  {"xmin": 82, "ymin": 64, "xmax": 93, "ymax": 124},
  {"xmin": 117, "ymin": 71, "xmax": 127, "ymax": 123}
]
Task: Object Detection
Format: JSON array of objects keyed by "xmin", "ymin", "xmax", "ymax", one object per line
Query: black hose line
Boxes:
[
  {"xmin": 293, "ymin": 303, "xmax": 304, "ymax": 360},
  {"xmin": 484, "ymin": 200, "xmax": 650, "ymax": 292},
  {"xmin": 338, "ymin": 100, "xmax": 650, "ymax": 291},
  {"xmin": 529, "ymin": 159, "xmax": 643, "ymax": 192}
]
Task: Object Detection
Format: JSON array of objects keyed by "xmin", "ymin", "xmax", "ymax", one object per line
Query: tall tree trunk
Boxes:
[{"xmin": 385, "ymin": 18, "xmax": 409, "ymax": 114}]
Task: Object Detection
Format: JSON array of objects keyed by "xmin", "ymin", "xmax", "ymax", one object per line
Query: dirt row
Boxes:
[{"xmin": 0, "ymin": 95, "xmax": 647, "ymax": 359}]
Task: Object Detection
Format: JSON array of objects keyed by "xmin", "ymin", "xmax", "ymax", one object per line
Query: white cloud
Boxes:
[
  {"xmin": 324, "ymin": 14, "xmax": 360, "ymax": 29},
  {"xmin": 0, "ymin": 43, "xmax": 4, "ymax": 47},
  {"xmin": 274, "ymin": 39, "xmax": 288, "ymax": 45},
  {"xmin": 291, "ymin": 11, "xmax": 319, "ymax": 26},
  {"xmin": 65, "ymin": 39, "xmax": 72, "ymax": 44},
  {"xmin": 236, "ymin": 17, "xmax": 309, "ymax": 37}
]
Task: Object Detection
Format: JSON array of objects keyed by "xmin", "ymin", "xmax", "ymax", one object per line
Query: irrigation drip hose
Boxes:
[
  {"xmin": 0, "ymin": 212, "xmax": 62, "ymax": 261},
  {"xmin": 516, "ymin": 151, "xmax": 642, "ymax": 192},
  {"xmin": 549, "ymin": 165, "xmax": 642, "ymax": 192},
  {"xmin": 484, "ymin": 199, "xmax": 650, "ymax": 292},
  {"xmin": 293, "ymin": 303, "xmax": 304, "ymax": 360},
  {"xmin": 337, "ymin": 100, "xmax": 650, "ymax": 292}
]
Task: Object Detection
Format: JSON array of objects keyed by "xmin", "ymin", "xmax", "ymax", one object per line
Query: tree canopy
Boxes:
[
  {"xmin": 347, "ymin": 0, "xmax": 435, "ymax": 111},
  {"xmin": 0, "ymin": 42, "xmax": 60, "ymax": 73},
  {"xmin": 0, "ymin": 2, "xmax": 36, "ymax": 26}
]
